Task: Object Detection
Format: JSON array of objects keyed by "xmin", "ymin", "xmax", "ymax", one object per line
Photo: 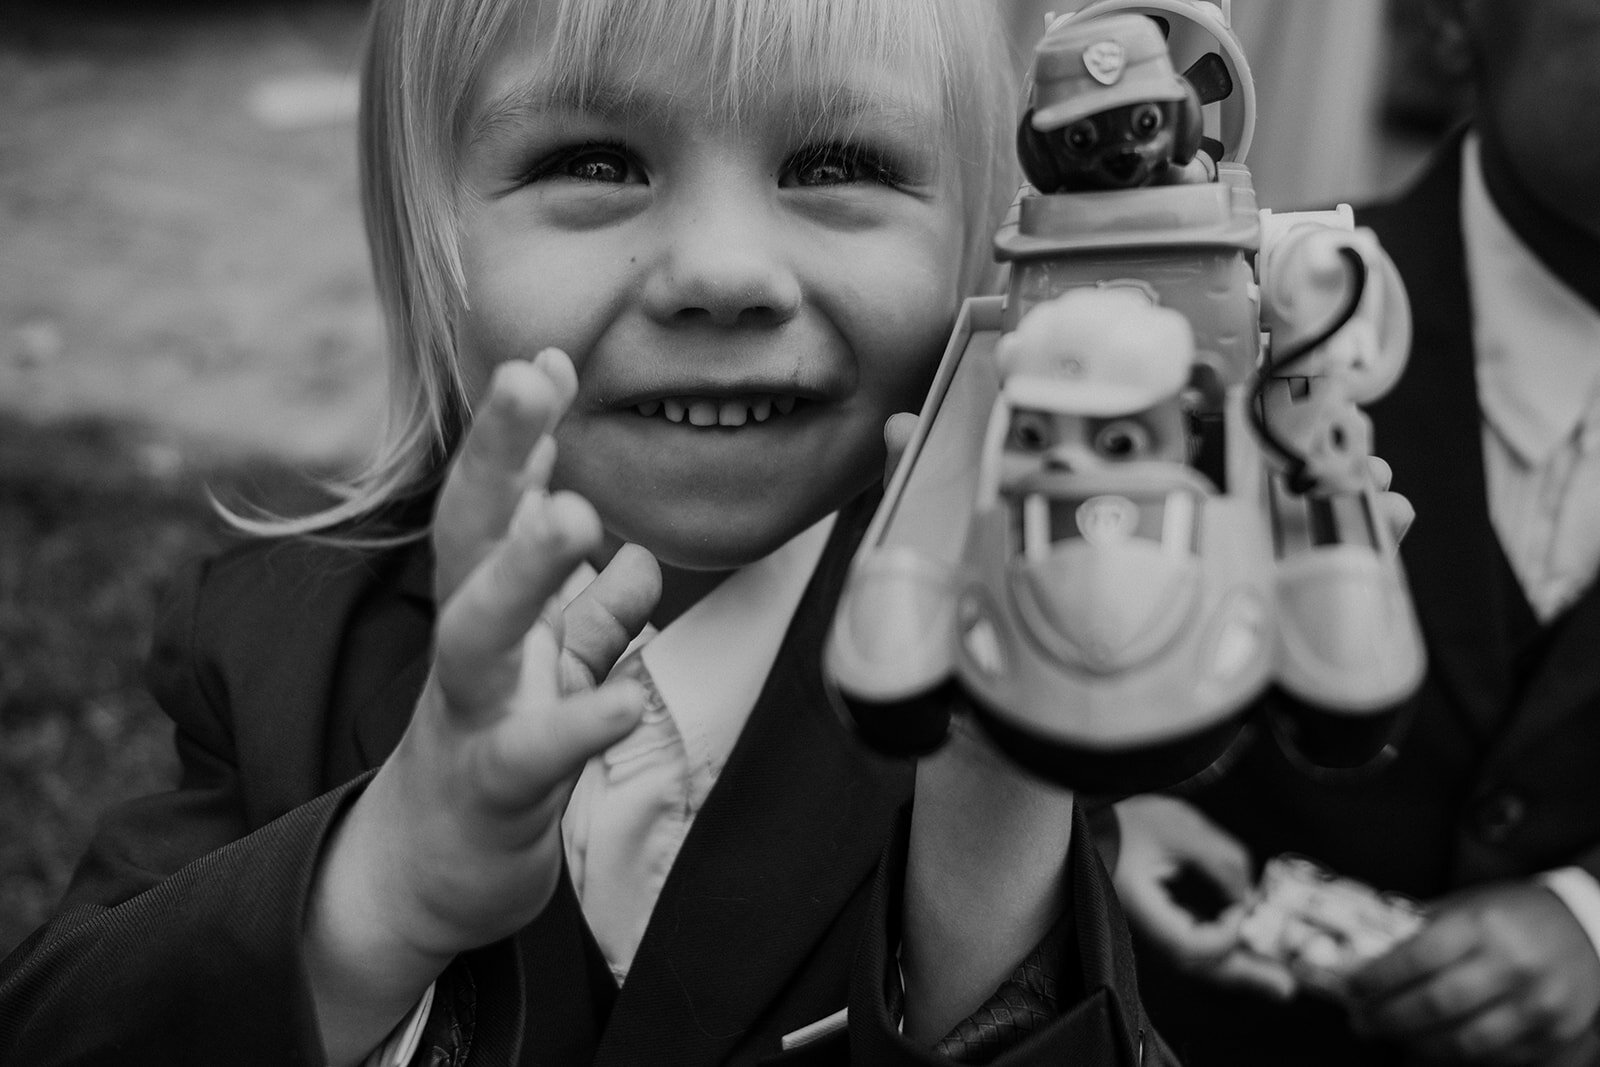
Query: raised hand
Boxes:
[{"xmin": 305, "ymin": 349, "xmax": 659, "ymax": 1064}]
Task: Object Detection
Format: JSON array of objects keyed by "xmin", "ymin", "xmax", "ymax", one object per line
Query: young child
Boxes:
[{"xmin": 0, "ymin": 1, "xmax": 1168, "ymax": 1064}]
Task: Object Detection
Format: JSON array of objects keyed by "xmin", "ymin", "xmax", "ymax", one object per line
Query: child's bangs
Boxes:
[{"xmin": 539, "ymin": 0, "xmax": 984, "ymax": 134}]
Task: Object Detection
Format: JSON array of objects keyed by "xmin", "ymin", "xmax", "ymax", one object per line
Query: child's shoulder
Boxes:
[
  {"xmin": 190, "ymin": 489, "xmax": 438, "ymax": 624},
  {"xmin": 158, "ymin": 532, "xmax": 429, "ymax": 693},
  {"xmin": 200, "ymin": 533, "xmax": 422, "ymax": 611}
]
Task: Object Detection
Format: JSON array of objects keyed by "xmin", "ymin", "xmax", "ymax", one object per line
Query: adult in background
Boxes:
[{"xmin": 1112, "ymin": 0, "xmax": 1600, "ymax": 1063}]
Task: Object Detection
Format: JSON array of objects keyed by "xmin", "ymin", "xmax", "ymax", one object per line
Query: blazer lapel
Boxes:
[
  {"xmin": 1063, "ymin": 803, "xmax": 1147, "ymax": 1066},
  {"xmin": 1498, "ymin": 576, "xmax": 1600, "ymax": 756},
  {"xmin": 594, "ymin": 497, "xmax": 916, "ymax": 1066},
  {"xmin": 1363, "ymin": 136, "xmax": 1516, "ymax": 741}
]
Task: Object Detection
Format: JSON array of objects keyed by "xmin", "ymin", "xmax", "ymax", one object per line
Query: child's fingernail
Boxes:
[
  {"xmin": 512, "ymin": 490, "xmax": 598, "ymax": 554},
  {"xmin": 530, "ymin": 347, "xmax": 562, "ymax": 382},
  {"xmin": 531, "ymin": 347, "xmax": 577, "ymax": 400},
  {"xmin": 489, "ymin": 359, "xmax": 538, "ymax": 410}
]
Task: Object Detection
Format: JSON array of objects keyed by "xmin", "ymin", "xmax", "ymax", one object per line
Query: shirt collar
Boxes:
[
  {"xmin": 1463, "ymin": 133, "xmax": 1600, "ymax": 466},
  {"xmin": 638, "ymin": 513, "xmax": 836, "ymax": 777},
  {"xmin": 561, "ymin": 512, "xmax": 838, "ymax": 779}
]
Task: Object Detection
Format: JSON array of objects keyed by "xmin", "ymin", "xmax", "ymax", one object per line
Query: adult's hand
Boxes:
[
  {"xmin": 1114, "ymin": 794, "xmax": 1296, "ymax": 999},
  {"xmin": 1349, "ymin": 880, "xmax": 1600, "ymax": 1063}
]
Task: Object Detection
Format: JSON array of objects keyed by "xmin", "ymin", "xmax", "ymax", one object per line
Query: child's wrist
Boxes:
[
  {"xmin": 312, "ymin": 764, "xmax": 467, "ymax": 969},
  {"xmin": 356, "ymin": 712, "xmax": 567, "ymax": 958},
  {"xmin": 304, "ymin": 776, "xmax": 464, "ymax": 1067}
]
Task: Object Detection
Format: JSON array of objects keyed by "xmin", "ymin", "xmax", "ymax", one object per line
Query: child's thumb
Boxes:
[{"xmin": 491, "ymin": 679, "xmax": 649, "ymax": 795}]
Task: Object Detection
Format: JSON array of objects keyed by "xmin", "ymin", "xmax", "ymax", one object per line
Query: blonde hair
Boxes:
[{"xmin": 239, "ymin": 0, "xmax": 1020, "ymax": 540}]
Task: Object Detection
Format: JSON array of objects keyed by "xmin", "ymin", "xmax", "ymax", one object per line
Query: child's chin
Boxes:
[
  {"xmin": 643, "ymin": 529, "xmax": 798, "ymax": 574},
  {"xmin": 619, "ymin": 509, "xmax": 822, "ymax": 575}
]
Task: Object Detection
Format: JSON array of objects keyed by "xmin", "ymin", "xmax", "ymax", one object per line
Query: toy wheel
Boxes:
[
  {"xmin": 1267, "ymin": 688, "xmax": 1408, "ymax": 774},
  {"xmin": 829, "ymin": 678, "xmax": 959, "ymax": 758},
  {"xmin": 967, "ymin": 688, "xmax": 1250, "ymax": 795}
]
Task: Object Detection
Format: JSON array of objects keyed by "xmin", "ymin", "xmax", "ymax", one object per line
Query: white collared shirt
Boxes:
[
  {"xmin": 1460, "ymin": 133, "xmax": 1600, "ymax": 964},
  {"xmin": 1464, "ymin": 135, "xmax": 1600, "ymax": 623}
]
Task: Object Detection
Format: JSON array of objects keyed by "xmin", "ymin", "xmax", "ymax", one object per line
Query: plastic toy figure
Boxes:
[
  {"xmin": 824, "ymin": 0, "xmax": 1425, "ymax": 792},
  {"xmin": 1017, "ymin": 13, "xmax": 1213, "ymax": 193}
]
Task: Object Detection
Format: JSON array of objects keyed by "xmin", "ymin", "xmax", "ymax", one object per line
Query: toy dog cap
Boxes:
[
  {"xmin": 1000, "ymin": 288, "xmax": 1195, "ymax": 416},
  {"xmin": 1030, "ymin": 14, "xmax": 1189, "ymax": 132}
]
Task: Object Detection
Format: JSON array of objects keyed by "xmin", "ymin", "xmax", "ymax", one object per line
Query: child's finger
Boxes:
[
  {"xmin": 883, "ymin": 411, "xmax": 918, "ymax": 487},
  {"xmin": 557, "ymin": 543, "xmax": 661, "ymax": 693},
  {"xmin": 485, "ymin": 680, "xmax": 649, "ymax": 803},
  {"xmin": 434, "ymin": 350, "xmax": 578, "ymax": 599},
  {"xmin": 435, "ymin": 489, "xmax": 601, "ymax": 715}
]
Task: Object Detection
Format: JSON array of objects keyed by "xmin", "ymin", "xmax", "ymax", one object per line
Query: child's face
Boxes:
[{"xmin": 454, "ymin": 7, "xmax": 969, "ymax": 570}]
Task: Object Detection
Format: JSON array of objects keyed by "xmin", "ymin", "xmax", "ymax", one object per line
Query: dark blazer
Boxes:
[
  {"xmin": 1140, "ymin": 137, "xmax": 1600, "ymax": 1065},
  {"xmin": 0, "ymin": 496, "xmax": 1160, "ymax": 1066}
]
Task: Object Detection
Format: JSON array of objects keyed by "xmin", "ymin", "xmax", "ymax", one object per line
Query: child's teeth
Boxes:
[{"xmin": 645, "ymin": 395, "xmax": 797, "ymax": 424}]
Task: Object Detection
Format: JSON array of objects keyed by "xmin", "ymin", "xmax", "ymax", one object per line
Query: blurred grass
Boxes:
[{"xmin": 0, "ymin": 413, "xmax": 334, "ymax": 956}]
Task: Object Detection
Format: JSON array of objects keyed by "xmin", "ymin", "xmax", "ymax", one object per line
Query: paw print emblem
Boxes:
[
  {"xmin": 1077, "ymin": 495, "xmax": 1139, "ymax": 545},
  {"xmin": 1082, "ymin": 40, "xmax": 1126, "ymax": 85}
]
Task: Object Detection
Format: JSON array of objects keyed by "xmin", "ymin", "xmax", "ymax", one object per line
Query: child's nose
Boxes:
[{"xmin": 641, "ymin": 194, "xmax": 802, "ymax": 329}]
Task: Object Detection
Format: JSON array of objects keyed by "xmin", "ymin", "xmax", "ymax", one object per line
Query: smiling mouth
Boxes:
[{"xmin": 633, "ymin": 394, "xmax": 805, "ymax": 427}]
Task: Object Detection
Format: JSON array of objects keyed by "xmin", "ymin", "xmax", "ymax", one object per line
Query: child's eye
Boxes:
[
  {"xmin": 783, "ymin": 142, "xmax": 907, "ymax": 189},
  {"xmin": 520, "ymin": 142, "xmax": 645, "ymax": 186}
]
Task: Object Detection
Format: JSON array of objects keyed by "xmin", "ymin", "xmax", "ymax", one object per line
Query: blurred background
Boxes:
[{"xmin": 0, "ymin": 0, "xmax": 1468, "ymax": 955}]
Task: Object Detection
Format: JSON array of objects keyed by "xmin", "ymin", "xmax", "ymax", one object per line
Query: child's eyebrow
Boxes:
[
  {"xmin": 791, "ymin": 86, "xmax": 943, "ymax": 139},
  {"xmin": 472, "ymin": 76, "xmax": 645, "ymax": 140},
  {"xmin": 467, "ymin": 74, "xmax": 941, "ymax": 150}
]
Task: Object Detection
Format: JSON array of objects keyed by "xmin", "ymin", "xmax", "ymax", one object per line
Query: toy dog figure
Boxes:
[{"xmin": 1017, "ymin": 13, "xmax": 1209, "ymax": 193}]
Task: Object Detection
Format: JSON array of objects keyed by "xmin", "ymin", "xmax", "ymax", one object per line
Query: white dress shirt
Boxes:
[
  {"xmin": 1465, "ymin": 136, "xmax": 1600, "ymax": 622},
  {"xmin": 1461, "ymin": 134, "xmax": 1600, "ymax": 961}
]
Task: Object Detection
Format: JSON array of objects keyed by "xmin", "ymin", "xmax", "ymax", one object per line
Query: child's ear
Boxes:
[
  {"xmin": 1171, "ymin": 86, "xmax": 1203, "ymax": 166},
  {"xmin": 1016, "ymin": 109, "xmax": 1065, "ymax": 193}
]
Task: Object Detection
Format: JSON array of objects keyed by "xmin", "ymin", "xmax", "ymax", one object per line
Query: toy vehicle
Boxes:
[{"xmin": 824, "ymin": 0, "xmax": 1425, "ymax": 792}]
